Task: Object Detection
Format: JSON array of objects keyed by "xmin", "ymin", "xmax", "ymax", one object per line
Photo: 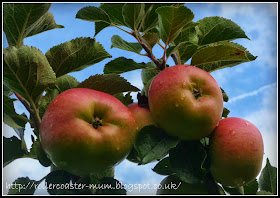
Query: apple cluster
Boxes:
[
  {"xmin": 130, "ymin": 65, "xmax": 264, "ymax": 189},
  {"xmin": 39, "ymin": 65, "xmax": 264, "ymax": 191}
]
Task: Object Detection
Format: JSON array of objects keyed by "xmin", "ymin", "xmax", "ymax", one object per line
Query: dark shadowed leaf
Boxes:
[
  {"xmin": 3, "ymin": 95, "xmax": 27, "ymax": 129},
  {"xmin": 152, "ymin": 157, "xmax": 174, "ymax": 176},
  {"xmin": 8, "ymin": 177, "xmax": 40, "ymax": 195},
  {"xmin": 45, "ymin": 37, "xmax": 111, "ymax": 77},
  {"xmin": 259, "ymin": 158, "xmax": 277, "ymax": 194},
  {"xmin": 45, "ymin": 170, "xmax": 73, "ymax": 195},
  {"xmin": 169, "ymin": 141, "xmax": 207, "ymax": 184},
  {"xmin": 223, "ymin": 186, "xmax": 244, "ymax": 195},
  {"xmin": 196, "ymin": 16, "xmax": 249, "ymax": 46},
  {"xmin": 77, "ymin": 74, "xmax": 140, "ymax": 95},
  {"xmin": 4, "ymin": 46, "xmax": 56, "ymax": 104},
  {"xmin": 30, "ymin": 140, "xmax": 52, "ymax": 167},
  {"xmin": 134, "ymin": 125, "xmax": 179, "ymax": 165},
  {"xmin": 4, "ymin": 136, "xmax": 26, "ymax": 167},
  {"xmin": 96, "ymin": 177, "xmax": 126, "ymax": 195},
  {"xmin": 244, "ymin": 179, "xmax": 258, "ymax": 195}
]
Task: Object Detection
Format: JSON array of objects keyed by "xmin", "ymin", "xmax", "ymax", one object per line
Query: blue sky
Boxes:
[{"xmin": 3, "ymin": 3, "xmax": 278, "ymax": 195}]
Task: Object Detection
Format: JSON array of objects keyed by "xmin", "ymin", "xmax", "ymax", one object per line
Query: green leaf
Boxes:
[
  {"xmin": 259, "ymin": 158, "xmax": 277, "ymax": 194},
  {"xmin": 3, "ymin": 3, "xmax": 50, "ymax": 46},
  {"xmin": 166, "ymin": 41, "xmax": 198, "ymax": 63},
  {"xmin": 3, "ymin": 95, "xmax": 27, "ymax": 129},
  {"xmin": 30, "ymin": 140, "xmax": 52, "ymax": 167},
  {"xmin": 142, "ymin": 33, "xmax": 159, "ymax": 49},
  {"xmin": 152, "ymin": 157, "xmax": 174, "ymax": 176},
  {"xmin": 196, "ymin": 16, "xmax": 249, "ymax": 46},
  {"xmin": 96, "ymin": 177, "xmax": 126, "ymax": 195},
  {"xmin": 191, "ymin": 42, "xmax": 257, "ymax": 72},
  {"xmin": 77, "ymin": 74, "xmax": 140, "ymax": 95},
  {"xmin": 244, "ymin": 179, "xmax": 258, "ymax": 195},
  {"xmin": 4, "ymin": 84, "xmax": 12, "ymax": 97},
  {"xmin": 113, "ymin": 92, "xmax": 133, "ymax": 106},
  {"xmin": 141, "ymin": 62, "xmax": 160, "ymax": 86},
  {"xmin": 140, "ymin": 4, "xmax": 173, "ymax": 33},
  {"xmin": 111, "ymin": 35, "xmax": 142, "ymax": 54},
  {"xmin": 94, "ymin": 168, "xmax": 115, "ymax": 180},
  {"xmin": 94, "ymin": 21, "xmax": 111, "ymax": 36},
  {"xmin": 45, "ymin": 37, "xmax": 111, "ymax": 77},
  {"xmin": 222, "ymin": 107, "xmax": 230, "ymax": 118},
  {"xmin": 55, "ymin": 74, "xmax": 80, "ymax": 93},
  {"xmin": 94, "ymin": 4, "xmax": 126, "ymax": 36},
  {"xmin": 8, "ymin": 177, "xmax": 40, "ymax": 195},
  {"xmin": 4, "ymin": 46, "xmax": 56, "ymax": 104},
  {"xmin": 25, "ymin": 11, "xmax": 64, "ymax": 38},
  {"xmin": 45, "ymin": 170, "xmax": 73, "ymax": 195},
  {"xmin": 104, "ymin": 57, "xmax": 146, "ymax": 74},
  {"xmin": 173, "ymin": 27, "xmax": 199, "ymax": 64},
  {"xmin": 122, "ymin": 3, "xmax": 145, "ymax": 30},
  {"xmin": 169, "ymin": 141, "xmax": 207, "ymax": 184},
  {"xmin": 76, "ymin": 6, "xmax": 111, "ymax": 23},
  {"xmin": 256, "ymin": 190, "xmax": 274, "ymax": 195},
  {"xmin": 221, "ymin": 87, "xmax": 229, "ymax": 102},
  {"xmin": 126, "ymin": 146, "xmax": 141, "ymax": 164},
  {"xmin": 3, "ymin": 136, "xmax": 26, "ymax": 167},
  {"xmin": 38, "ymin": 88, "xmax": 60, "ymax": 118},
  {"xmin": 134, "ymin": 125, "xmax": 179, "ymax": 165},
  {"xmin": 223, "ymin": 186, "xmax": 244, "ymax": 195},
  {"xmin": 156, "ymin": 5, "xmax": 194, "ymax": 44},
  {"xmin": 99, "ymin": 3, "xmax": 126, "ymax": 26}
]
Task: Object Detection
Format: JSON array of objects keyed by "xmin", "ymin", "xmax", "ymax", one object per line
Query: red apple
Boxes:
[
  {"xmin": 127, "ymin": 103, "xmax": 154, "ymax": 131},
  {"xmin": 148, "ymin": 65, "xmax": 223, "ymax": 140},
  {"xmin": 209, "ymin": 117, "xmax": 264, "ymax": 187},
  {"xmin": 40, "ymin": 88, "xmax": 138, "ymax": 176}
]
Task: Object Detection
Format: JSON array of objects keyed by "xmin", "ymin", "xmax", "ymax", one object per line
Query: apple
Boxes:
[
  {"xmin": 157, "ymin": 175, "xmax": 211, "ymax": 195},
  {"xmin": 127, "ymin": 103, "xmax": 154, "ymax": 131},
  {"xmin": 209, "ymin": 117, "xmax": 264, "ymax": 187},
  {"xmin": 148, "ymin": 65, "xmax": 223, "ymax": 140},
  {"xmin": 40, "ymin": 88, "xmax": 138, "ymax": 176}
]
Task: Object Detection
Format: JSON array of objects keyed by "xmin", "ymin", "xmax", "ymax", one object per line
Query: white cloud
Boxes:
[{"xmin": 227, "ymin": 82, "xmax": 277, "ymax": 104}]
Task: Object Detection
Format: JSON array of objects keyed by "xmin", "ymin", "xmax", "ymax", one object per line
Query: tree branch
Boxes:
[{"xmin": 131, "ymin": 31, "xmax": 165, "ymax": 71}]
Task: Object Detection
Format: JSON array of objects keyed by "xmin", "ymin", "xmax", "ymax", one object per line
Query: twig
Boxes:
[
  {"xmin": 171, "ymin": 53, "xmax": 180, "ymax": 65},
  {"xmin": 13, "ymin": 91, "xmax": 41, "ymax": 130}
]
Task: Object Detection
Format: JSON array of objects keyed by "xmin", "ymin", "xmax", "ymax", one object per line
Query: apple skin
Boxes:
[
  {"xmin": 148, "ymin": 65, "xmax": 223, "ymax": 140},
  {"xmin": 157, "ymin": 175, "xmax": 210, "ymax": 195},
  {"xmin": 127, "ymin": 103, "xmax": 154, "ymax": 131},
  {"xmin": 209, "ymin": 117, "xmax": 264, "ymax": 187},
  {"xmin": 40, "ymin": 88, "xmax": 138, "ymax": 176}
]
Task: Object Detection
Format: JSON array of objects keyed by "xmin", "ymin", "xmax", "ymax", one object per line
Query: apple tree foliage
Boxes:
[{"xmin": 3, "ymin": 3, "xmax": 277, "ymax": 195}]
